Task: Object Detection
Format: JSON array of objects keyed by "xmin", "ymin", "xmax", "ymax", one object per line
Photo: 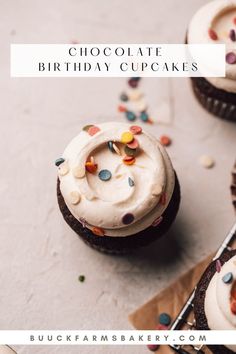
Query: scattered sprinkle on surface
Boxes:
[
  {"xmin": 122, "ymin": 213, "xmax": 134, "ymax": 225},
  {"xmin": 199, "ymin": 155, "xmax": 215, "ymax": 169},
  {"xmin": 160, "ymin": 135, "xmax": 172, "ymax": 147},
  {"xmin": 216, "ymin": 259, "xmax": 222, "ymax": 273},
  {"xmin": 78, "ymin": 275, "xmax": 85, "ymax": 283},
  {"xmin": 159, "ymin": 313, "xmax": 171, "ymax": 326},
  {"xmin": 226, "ymin": 52, "xmax": 236, "ymax": 65},
  {"xmin": 208, "ymin": 28, "xmax": 218, "ymax": 41},
  {"xmin": 121, "ymin": 131, "xmax": 134, "ymax": 144},
  {"xmin": 222, "ymin": 272, "xmax": 233, "ymax": 284},
  {"xmin": 125, "ymin": 111, "xmax": 136, "ymax": 121},
  {"xmin": 129, "ymin": 125, "xmax": 142, "ymax": 134},
  {"xmin": 128, "ymin": 177, "xmax": 135, "ymax": 187}
]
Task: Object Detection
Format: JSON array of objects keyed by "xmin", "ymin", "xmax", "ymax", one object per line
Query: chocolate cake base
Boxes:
[
  {"xmin": 231, "ymin": 161, "xmax": 236, "ymax": 212},
  {"xmin": 191, "ymin": 77, "xmax": 236, "ymax": 122},
  {"xmin": 194, "ymin": 249, "xmax": 236, "ymax": 354},
  {"xmin": 57, "ymin": 173, "xmax": 180, "ymax": 254}
]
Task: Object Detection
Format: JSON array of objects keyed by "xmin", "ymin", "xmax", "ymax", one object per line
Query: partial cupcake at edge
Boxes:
[
  {"xmin": 194, "ymin": 249, "xmax": 236, "ymax": 354},
  {"xmin": 56, "ymin": 122, "xmax": 180, "ymax": 254},
  {"xmin": 187, "ymin": 0, "xmax": 236, "ymax": 122}
]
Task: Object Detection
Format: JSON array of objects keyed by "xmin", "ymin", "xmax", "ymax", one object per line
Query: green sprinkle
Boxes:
[{"xmin": 78, "ymin": 275, "xmax": 85, "ymax": 283}]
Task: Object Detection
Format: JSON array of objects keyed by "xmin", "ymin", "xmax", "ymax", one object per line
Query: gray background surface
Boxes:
[{"xmin": 1, "ymin": 0, "xmax": 236, "ymax": 353}]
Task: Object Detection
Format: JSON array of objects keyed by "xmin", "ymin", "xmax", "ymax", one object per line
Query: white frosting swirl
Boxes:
[
  {"xmin": 58, "ymin": 122, "xmax": 175, "ymax": 237},
  {"xmin": 205, "ymin": 255, "xmax": 236, "ymax": 351},
  {"xmin": 188, "ymin": 0, "xmax": 236, "ymax": 93}
]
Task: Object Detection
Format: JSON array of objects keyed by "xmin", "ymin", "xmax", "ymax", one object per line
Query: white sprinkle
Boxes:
[
  {"xmin": 113, "ymin": 143, "xmax": 121, "ymax": 156},
  {"xmin": 73, "ymin": 165, "xmax": 86, "ymax": 178},
  {"xmin": 199, "ymin": 155, "xmax": 215, "ymax": 169},
  {"xmin": 70, "ymin": 191, "xmax": 81, "ymax": 205},
  {"xmin": 58, "ymin": 162, "xmax": 69, "ymax": 176}
]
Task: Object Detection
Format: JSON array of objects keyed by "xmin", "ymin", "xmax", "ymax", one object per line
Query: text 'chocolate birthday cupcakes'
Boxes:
[{"xmin": 56, "ymin": 122, "xmax": 180, "ymax": 254}]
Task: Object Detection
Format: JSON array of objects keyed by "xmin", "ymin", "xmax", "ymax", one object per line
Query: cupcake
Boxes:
[
  {"xmin": 56, "ymin": 122, "xmax": 180, "ymax": 254},
  {"xmin": 187, "ymin": 0, "xmax": 236, "ymax": 122},
  {"xmin": 194, "ymin": 250, "xmax": 236, "ymax": 354}
]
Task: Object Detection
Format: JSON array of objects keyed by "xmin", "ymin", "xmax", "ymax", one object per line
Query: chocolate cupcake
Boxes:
[
  {"xmin": 187, "ymin": 0, "xmax": 236, "ymax": 122},
  {"xmin": 231, "ymin": 160, "xmax": 236, "ymax": 211},
  {"xmin": 56, "ymin": 122, "xmax": 180, "ymax": 254},
  {"xmin": 194, "ymin": 250, "xmax": 236, "ymax": 354}
]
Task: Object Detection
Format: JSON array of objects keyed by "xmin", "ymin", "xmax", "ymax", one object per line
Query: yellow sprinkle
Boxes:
[{"xmin": 121, "ymin": 131, "xmax": 134, "ymax": 144}]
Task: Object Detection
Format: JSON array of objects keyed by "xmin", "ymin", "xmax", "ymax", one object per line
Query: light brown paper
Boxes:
[{"xmin": 129, "ymin": 254, "xmax": 214, "ymax": 354}]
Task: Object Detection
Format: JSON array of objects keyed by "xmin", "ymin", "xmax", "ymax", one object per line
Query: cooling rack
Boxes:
[{"xmin": 169, "ymin": 221, "xmax": 236, "ymax": 354}]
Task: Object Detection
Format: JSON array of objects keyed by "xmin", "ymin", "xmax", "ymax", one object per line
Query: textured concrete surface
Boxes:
[{"xmin": 1, "ymin": 0, "xmax": 236, "ymax": 353}]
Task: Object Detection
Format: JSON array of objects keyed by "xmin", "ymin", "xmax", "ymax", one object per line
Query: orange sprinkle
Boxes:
[
  {"xmin": 123, "ymin": 156, "xmax": 136, "ymax": 165},
  {"xmin": 118, "ymin": 105, "xmax": 127, "ymax": 113},
  {"xmin": 92, "ymin": 227, "xmax": 105, "ymax": 236},
  {"xmin": 208, "ymin": 28, "xmax": 218, "ymax": 41},
  {"xmin": 147, "ymin": 118, "xmax": 154, "ymax": 124},
  {"xmin": 230, "ymin": 300, "xmax": 236, "ymax": 315},
  {"xmin": 85, "ymin": 161, "xmax": 98, "ymax": 173},
  {"xmin": 88, "ymin": 125, "xmax": 100, "ymax": 136},
  {"xmin": 160, "ymin": 135, "xmax": 172, "ymax": 147}
]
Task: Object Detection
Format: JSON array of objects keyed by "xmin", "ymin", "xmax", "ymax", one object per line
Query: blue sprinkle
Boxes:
[
  {"xmin": 128, "ymin": 177, "xmax": 135, "ymax": 187},
  {"xmin": 55, "ymin": 157, "xmax": 65, "ymax": 166},
  {"xmin": 222, "ymin": 272, "xmax": 233, "ymax": 284},
  {"xmin": 120, "ymin": 93, "xmax": 129, "ymax": 102},
  {"xmin": 140, "ymin": 112, "xmax": 149, "ymax": 122},
  {"xmin": 159, "ymin": 313, "xmax": 171, "ymax": 326},
  {"xmin": 98, "ymin": 169, "xmax": 112, "ymax": 181},
  {"xmin": 107, "ymin": 141, "xmax": 115, "ymax": 153},
  {"xmin": 125, "ymin": 111, "xmax": 136, "ymax": 121}
]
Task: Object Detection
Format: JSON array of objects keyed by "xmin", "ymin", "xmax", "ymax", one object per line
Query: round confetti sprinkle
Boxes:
[
  {"xmin": 107, "ymin": 141, "xmax": 115, "ymax": 153},
  {"xmin": 58, "ymin": 162, "xmax": 69, "ymax": 176},
  {"xmin": 152, "ymin": 216, "xmax": 163, "ymax": 227},
  {"xmin": 125, "ymin": 111, "xmax": 136, "ymax": 121},
  {"xmin": 229, "ymin": 29, "xmax": 236, "ymax": 42},
  {"xmin": 140, "ymin": 111, "xmax": 149, "ymax": 122},
  {"xmin": 216, "ymin": 259, "xmax": 222, "ymax": 273},
  {"xmin": 226, "ymin": 52, "xmax": 236, "ymax": 65},
  {"xmin": 70, "ymin": 191, "xmax": 81, "ymax": 205},
  {"xmin": 73, "ymin": 166, "xmax": 86, "ymax": 178},
  {"xmin": 113, "ymin": 143, "xmax": 121, "ymax": 155},
  {"xmin": 55, "ymin": 157, "xmax": 65, "ymax": 166},
  {"xmin": 147, "ymin": 344, "xmax": 159, "ymax": 352},
  {"xmin": 92, "ymin": 226, "xmax": 105, "ymax": 236},
  {"xmin": 118, "ymin": 105, "xmax": 127, "ymax": 112},
  {"xmin": 122, "ymin": 213, "xmax": 134, "ymax": 225},
  {"xmin": 230, "ymin": 300, "xmax": 236, "ymax": 315},
  {"xmin": 78, "ymin": 275, "xmax": 85, "ymax": 282},
  {"xmin": 129, "ymin": 125, "xmax": 142, "ymax": 135},
  {"xmin": 159, "ymin": 313, "xmax": 171, "ymax": 326},
  {"xmin": 128, "ymin": 78, "xmax": 138, "ymax": 88},
  {"xmin": 128, "ymin": 177, "xmax": 135, "ymax": 187},
  {"xmin": 120, "ymin": 92, "xmax": 128, "ymax": 102},
  {"xmin": 208, "ymin": 28, "xmax": 218, "ymax": 41},
  {"xmin": 88, "ymin": 125, "xmax": 100, "ymax": 136},
  {"xmin": 222, "ymin": 272, "xmax": 233, "ymax": 284},
  {"xmin": 199, "ymin": 155, "xmax": 215, "ymax": 169},
  {"xmin": 124, "ymin": 146, "xmax": 138, "ymax": 157},
  {"xmin": 121, "ymin": 131, "xmax": 134, "ymax": 144},
  {"xmin": 82, "ymin": 124, "xmax": 94, "ymax": 132},
  {"xmin": 127, "ymin": 138, "xmax": 139, "ymax": 149},
  {"xmin": 85, "ymin": 161, "xmax": 98, "ymax": 173},
  {"xmin": 160, "ymin": 135, "xmax": 172, "ymax": 147},
  {"xmin": 98, "ymin": 169, "xmax": 112, "ymax": 181},
  {"xmin": 123, "ymin": 156, "xmax": 136, "ymax": 165},
  {"xmin": 79, "ymin": 217, "xmax": 87, "ymax": 228},
  {"xmin": 152, "ymin": 184, "xmax": 163, "ymax": 196}
]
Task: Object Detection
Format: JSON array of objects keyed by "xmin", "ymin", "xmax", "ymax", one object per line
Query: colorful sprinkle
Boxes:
[
  {"xmin": 82, "ymin": 124, "xmax": 94, "ymax": 132},
  {"xmin": 159, "ymin": 313, "xmax": 171, "ymax": 326},
  {"xmin": 199, "ymin": 155, "xmax": 215, "ymax": 168},
  {"xmin": 98, "ymin": 169, "xmax": 112, "ymax": 181},
  {"xmin": 123, "ymin": 155, "xmax": 136, "ymax": 165},
  {"xmin": 85, "ymin": 161, "xmax": 98, "ymax": 173},
  {"xmin": 160, "ymin": 193, "xmax": 166, "ymax": 205},
  {"xmin": 92, "ymin": 226, "xmax": 105, "ymax": 236},
  {"xmin": 122, "ymin": 213, "xmax": 134, "ymax": 225},
  {"xmin": 160, "ymin": 135, "xmax": 172, "ymax": 147},
  {"xmin": 230, "ymin": 300, "xmax": 236, "ymax": 315},
  {"xmin": 88, "ymin": 125, "xmax": 100, "ymax": 136},
  {"xmin": 147, "ymin": 344, "xmax": 159, "ymax": 352},
  {"xmin": 208, "ymin": 28, "xmax": 218, "ymax": 41},
  {"xmin": 124, "ymin": 146, "xmax": 138, "ymax": 157},
  {"xmin": 216, "ymin": 259, "xmax": 222, "ymax": 273},
  {"xmin": 128, "ymin": 78, "xmax": 139, "ymax": 88},
  {"xmin": 79, "ymin": 217, "xmax": 87, "ymax": 228},
  {"xmin": 128, "ymin": 177, "xmax": 135, "ymax": 187},
  {"xmin": 70, "ymin": 191, "xmax": 81, "ymax": 205},
  {"xmin": 55, "ymin": 157, "xmax": 65, "ymax": 166},
  {"xmin": 107, "ymin": 141, "xmax": 115, "ymax": 153},
  {"xmin": 127, "ymin": 138, "xmax": 139, "ymax": 149},
  {"xmin": 73, "ymin": 166, "xmax": 86, "ymax": 178},
  {"xmin": 118, "ymin": 105, "xmax": 127, "ymax": 113},
  {"xmin": 78, "ymin": 275, "xmax": 85, "ymax": 282},
  {"xmin": 222, "ymin": 272, "xmax": 233, "ymax": 284},
  {"xmin": 233, "ymin": 17, "xmax": 236, "ymax": 25},
  {"xmin": 121, "ymin": 131, "xmax": 134, "ymax": 144},
  {"xmin": 152, "ymin": 216, "xmax": 163, "ymax": 227},
  {"xmin": 226, "ymin": 52, "xmax": 236, "ymax": 65},
  {"xmin": 113, "ymin": 143, "xmax": 121, "ymax": 155},
  {"xmin": 58, "ymin": 162, "xmax": 69, "ymax": 176},
  {"xmin": 129, "ymin": 125, "xmax": 142, "ymax": 135},
  {"xmin": 120, "ymin": 93, "xmax": 128, "ymax": 102},
  {"xmin": 140, "ymin": 111, "xmax": 149, "ymax": 122},
  {"xmin": 229, "ymin": 29, "xmax": 236, "ymax": 42},
  {"xmin": 125, "ymin": 111, "xmax": 136, "ymax": 121}
]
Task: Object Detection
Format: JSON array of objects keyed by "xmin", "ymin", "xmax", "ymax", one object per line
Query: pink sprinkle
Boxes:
[
  {"xmin": 226, "ymin": 52, "xmax": 236, "ymax": 65},
  {"xmin": 88, "ymin": 125, "xmax": 101, "ymax": 136},
  {"xmin": 127, "ymin": 138, "xmax": 139, "ymax": 149},
  {"xmin": 208, "ymin": 28, "xmax": 218, "ymax": 41},
  {"xmin": 229, "ymin": 29, "xmax": 236, "ymax": 42},
  {"xmin": 216, "ymin": 259, "xmax": 221, "ymax": 273},
  {"xmin": 152, "ymin": 216, "xmax": 163, "ymax": 227}
]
